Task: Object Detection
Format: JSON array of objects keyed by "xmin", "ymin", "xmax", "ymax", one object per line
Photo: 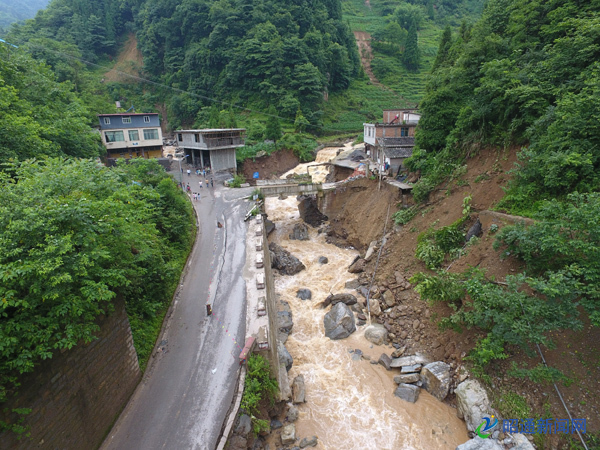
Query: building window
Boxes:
[
  {"xmin": 144, "ymin": 116, "xmax": 150, "ymax": 123},
  {"xmin": 178, "ymin": 133, "xmax": 183, "ymax": 141},
  {"xmin": 105, "ymin": 131, "xmax": 124, "ymax": 142},
  {"xmin": 194, "ymin": 134, "xmax": 199, "ymax": 143},
  {"xmin": 143, "ymin": 129, "xmax": 159, "ymax": 140},
  {"xmin": 128, "ymin": 130, "xmax": 140, "ymax": 141},
  {"xmin": 401, "ymin": 127, "xmax": 409, "ymax": 137},
  {"xmin": 103, "ymin": 117, "xmax": 111, "ymax": 125},
  {"xmin": 122, "ymin": 116, "xmax": 131, "ymax": 124}
]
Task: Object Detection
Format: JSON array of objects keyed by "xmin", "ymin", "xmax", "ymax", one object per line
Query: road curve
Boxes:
[{"xmin": 102, "ymin": 175, "xmax": 251, "ymax": 450}]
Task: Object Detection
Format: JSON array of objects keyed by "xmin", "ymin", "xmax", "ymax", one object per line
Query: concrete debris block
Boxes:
[
  {"xmin": 390, "ymin": 355, "xmax": 431, "ymax": 368},
  {"xmin": 299, "ymin": 436, "xmax": 318, "ymax": 448},
  {"xmin": 394, "ymin": 383, "xmax": 420, "ymax": 403},
  {"xmin": 281, "ymin": 424, "xmax": 296, "ymax": 445},
  {"xmin": 286, "ymin": 404, "xmax": 299, "ymax": 422},
  {"xmin": 455, "ymin": 379, "xmax": 494, "ymax": 433},
  {"xmin": 378, "ymin": 353, "xmax": 392, "ymax": 371},
  {"xmin": 420, "ymin": 361, "xmax": 451, "ymax": 401},
  {"xmin": 278, "ymin": 363, "xmax": 292, "ymax": 401},
  {"xmin": 512, "ymin": 434, "xmax": 536, "ymax": 450},
  {"xmin": 278, "ymin": 341, "xmax": 293, "ymax": 372},
  {"xmin": 296, "ymin": 289, "xmax": 312, "ymax": 300},
  {"xmin": 323, "ymin": 302, "xmax": 356, "ymax": 340},
  {"xmin": 393, "ymin": 373, "xmax": 420, "ymax": 384},
  {"xmin": 291, "ymin": 375, "xmax": 306, "ymax": 404},
  {"xmin": 400, "ymin": 364, "xmax": 422, "ymax": 373},
  {"xmin": 364, "ymin": 324, "xmax": 388, "ymax": 346}
]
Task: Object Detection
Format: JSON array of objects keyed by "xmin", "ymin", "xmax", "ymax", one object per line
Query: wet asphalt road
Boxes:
[{"xmin": 102, "ymin": 174, "xmax": 253, "ymax": 450}]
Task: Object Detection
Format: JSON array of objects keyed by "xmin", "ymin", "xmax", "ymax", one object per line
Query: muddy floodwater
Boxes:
[{"xmin": 264, "ymin": 158, "xmax": 468, "ymax": 449}]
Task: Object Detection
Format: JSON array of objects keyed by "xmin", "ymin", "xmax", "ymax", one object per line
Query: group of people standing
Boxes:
[{"xmin": 184, "ymin": 177, "xmax": 214, "ymax": 201}]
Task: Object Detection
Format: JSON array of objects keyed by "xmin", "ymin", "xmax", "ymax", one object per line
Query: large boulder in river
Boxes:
[
  {"xmin": 269, "ymin": 242, "xmax": 305, "ymax": 275},
  {"xmin": 298, "ymin": 195, "xmax": 328, "ymax": 227},
  {"xmin": 289, "ymin": 223, "xmax": 309, "ymax": 240},
  {"xmin": 455, "ymin": 379, "xmax": 494, "ymax": 433},
  {"xmin": 394, "ymin": 383, "xmax": 420, "ymax": 403},
  {"xmin": 296, "ymin": 289, "xmax": 312, "ymax": 300},
  {"xmin": 323, "ymin": 302, "xmax": 356, "ymax": 340},
  {"xmin": 322, "ymin": 293, "xmax": 357, "ymax": 308},
  {"xmin": 420, "ymin": 361, "xmax": 451, "ymax": 401},
  {"xmin": 291, "ymin": 375, "xmax": 306, "ymax": 404},
  {"xmin": 364, "ymin": 324, "xmax": 388, "ymax": 346}
]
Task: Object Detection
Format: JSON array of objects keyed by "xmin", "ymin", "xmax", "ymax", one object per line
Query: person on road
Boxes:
[
  {"xmin": 187, "ymin": 169, "xmax": 191, "ymax": 176},
  {"xmin": 205, "ymin": 179, "xmax": 209, "ymax": 188},
  {"xmin": 210, "ymin": 178, "xmax": 214, "ymax": 188},
  {"xmin": 199, "ymin": 181, "xmax": 203, "ymax": 189}
]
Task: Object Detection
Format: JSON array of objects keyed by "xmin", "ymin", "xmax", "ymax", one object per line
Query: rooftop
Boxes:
[
  {"xmin": 97, "ymin": 113, "xmax": 159, "ymax": 116},
  {"xmin": 178, "ymin": 128, "xmax": 246, "ymax": 133}
]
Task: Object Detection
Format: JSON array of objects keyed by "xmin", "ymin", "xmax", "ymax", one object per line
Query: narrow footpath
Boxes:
[{"xmin": 102, "ymin": 172, "xmax": 252, "ymax": 450}]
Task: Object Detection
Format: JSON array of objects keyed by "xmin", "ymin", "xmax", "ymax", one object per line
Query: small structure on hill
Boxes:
[
  {"xmin": 363, "ymin": 109, "xmax": 420, "ymax": 175},
  {"xmin": 98, "ymin": 113, "xmax": 163, "ymax": 161},
  {"xmin": 176, "ymin": 128, "xmax": 245, "ymax": 173}
]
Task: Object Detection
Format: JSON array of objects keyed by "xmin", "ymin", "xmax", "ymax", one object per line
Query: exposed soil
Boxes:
[
  {"xmin": 104, "ymin": 33, "xmax": 143, "ymax": 83},
  {"xmin": 240, "ymin": 149, "xmax": 300, "ymax": 185},
  {"xmin": 318, "ymin": 146, "xmax": 599, "ymax": 448},
  {"xmin": 354, "ymin": 31, "xmax": 380, "ymax": 86}
]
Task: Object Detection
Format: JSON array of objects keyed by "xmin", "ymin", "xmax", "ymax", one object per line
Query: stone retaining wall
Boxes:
[{"xmin": 0, "ymin": 298, "xmax": 141, "ymax": 449}]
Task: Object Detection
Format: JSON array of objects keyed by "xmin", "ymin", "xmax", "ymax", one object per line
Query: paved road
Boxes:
[{"xmin": 102, "ymin": 174, "xmax": 253, "ymax": 450}]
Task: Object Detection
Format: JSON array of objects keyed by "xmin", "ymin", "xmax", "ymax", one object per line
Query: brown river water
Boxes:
[{"xmin": 264, "ymin": 150, "xmax": 468, "ymax": 449}]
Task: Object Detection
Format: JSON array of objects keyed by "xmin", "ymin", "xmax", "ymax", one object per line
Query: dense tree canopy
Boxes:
[
  {"xmin": 7, "ymin": 0, "xmax": 359, "ymax": 128},
  {"xmin": 0, "ymin": 158, "xmax": 194, "ymax": 402},
  {"xmin": 0, "ymin": 46, "xmax": 103, "ymax": 164},
  {"xmin": 409, "ymin": 0, "xmax": 600, "ymax": 211}
]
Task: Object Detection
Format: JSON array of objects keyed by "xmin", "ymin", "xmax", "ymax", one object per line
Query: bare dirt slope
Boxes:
[
  {"xmin": 104, "ymin": 33, "xmax": 143, "ymax": 83},
  {"xmin": 323, "ymin": 147, "xmax": 599, "ymax": 447},
  {"xmin": 240, "ymin": 149, "xmax": 300, "ymax": 185},
  {"xmin": 354, "ymin": 31, "xmax": 380, "ymax": 86}
]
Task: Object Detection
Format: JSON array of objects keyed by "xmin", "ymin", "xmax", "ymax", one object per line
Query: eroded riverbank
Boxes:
[{"xmin": 265, "ymin": 194, "xmax": 468, "ymax": 449}]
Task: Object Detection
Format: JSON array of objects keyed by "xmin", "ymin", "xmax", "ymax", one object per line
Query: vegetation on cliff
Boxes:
[
  {"xmin": 405, "ymin": 0, "xmax": 600, "ymax": 390},
  {"xmin": 0, "ymin": 158, "xmax": 194, "ymax": 405}
]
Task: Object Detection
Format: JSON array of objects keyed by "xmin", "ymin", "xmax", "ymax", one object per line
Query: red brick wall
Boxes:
[{"xmin": 0, "ymin": 299, "xmax": 141, "ymax": 449}]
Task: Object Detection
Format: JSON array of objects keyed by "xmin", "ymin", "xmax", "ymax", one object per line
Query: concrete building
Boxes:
[
  {"xmin": 176, "ymin": 128, "xmax": 245, "ymax": 173},
  {"xmin": 363, "ymin": 109, "xmax": 420, "ymax": 175},
  {"xmin": 98, "ymin": 113, "xmax": 163, "ymax": 160}
]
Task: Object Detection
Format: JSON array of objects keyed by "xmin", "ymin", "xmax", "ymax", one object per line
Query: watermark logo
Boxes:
[{"xmin": 476, "ymin": 415, "xmax": 499, "ymax": 439}]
